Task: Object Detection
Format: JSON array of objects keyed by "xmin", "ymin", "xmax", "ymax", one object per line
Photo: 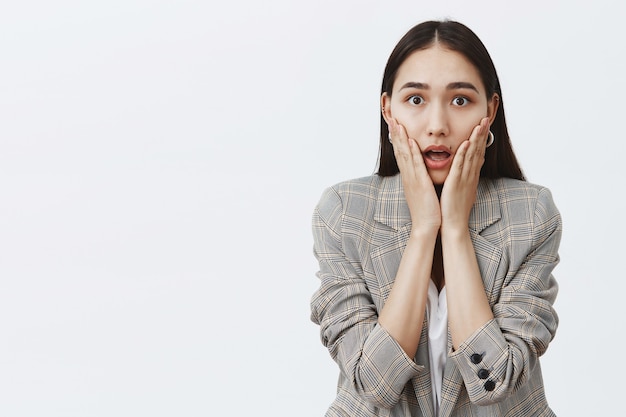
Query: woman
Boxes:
[{"xmin": 310, "ymin": 20, "xmax": 561, "ymax": 417}]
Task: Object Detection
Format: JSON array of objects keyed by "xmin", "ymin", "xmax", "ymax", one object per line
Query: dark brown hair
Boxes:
[{"xmin": 377, "ymin": 20, "xmax": 525, "ymax": 180}]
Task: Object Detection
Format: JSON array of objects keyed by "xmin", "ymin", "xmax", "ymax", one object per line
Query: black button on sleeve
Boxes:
[
  {"xmin": 484, "ymin": 380, "xmax": 496, "ymax": 391},
  {"xmin": 470, "ymin": 353, "xmax": 483, "ymax": 364},
  {"xmin": 477, "ymin": 369, "xmax": 490, "ymax": 379}
]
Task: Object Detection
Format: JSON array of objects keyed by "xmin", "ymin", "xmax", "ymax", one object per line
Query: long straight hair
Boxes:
[{"xmin": 377, "ymin": 20, "xmax": 525, "ymax": 180}]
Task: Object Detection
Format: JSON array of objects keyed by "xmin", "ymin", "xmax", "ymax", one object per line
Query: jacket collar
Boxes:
[
  {"xmin": 373, "ymin": 174, "xmax": 501, "ymax": 234},
  {"xmin": 373, "ymin": 175, "xmax": 412, "ymax": 230}
]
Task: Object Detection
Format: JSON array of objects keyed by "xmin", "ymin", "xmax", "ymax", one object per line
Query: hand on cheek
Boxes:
[
  {"xmin": 389, "ymin": 119, "xmax": 442, "ymax": 232},
  {"xmin": 440, "ymin": 117, "xmax": 490, "ymax": 230}
]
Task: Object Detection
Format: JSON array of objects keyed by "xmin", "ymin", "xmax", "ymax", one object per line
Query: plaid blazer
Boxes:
[{"xmin": 311, "ymin": 174, "xmax": 561, "ymax": 417}]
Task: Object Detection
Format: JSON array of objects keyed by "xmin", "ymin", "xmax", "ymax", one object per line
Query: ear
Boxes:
[
  {"xmin": 381, "ymin": 93, "xmax": 393, "ymax": 124},
  {"xmin": 487, "ymin": 93, "xmax": 500, "ymax": 126}
]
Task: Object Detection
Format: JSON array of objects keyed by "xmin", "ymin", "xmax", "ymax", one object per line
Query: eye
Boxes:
[
  {"xmin": 452, "ymin": 96, "xmax": 470, "ymax": 106},
  {"xmin": 408, "ymin": 95, "xmax": 424, "ymax": 106}
]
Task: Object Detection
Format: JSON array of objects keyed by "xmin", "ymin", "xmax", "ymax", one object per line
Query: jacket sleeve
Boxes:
[
  {"xmin": 450, "ymin": 186, "xmax": 562, "ymax": 405},
  {"xmin": 310, "ymin": 187, "xmax": 423, "ymax": 409}
]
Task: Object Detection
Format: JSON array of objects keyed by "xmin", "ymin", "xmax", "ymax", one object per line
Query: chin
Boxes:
[{"xmin": 428, "ymin": 171, "xmax": 448, "ymax": 186}]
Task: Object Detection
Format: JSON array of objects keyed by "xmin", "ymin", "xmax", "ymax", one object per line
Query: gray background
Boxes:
[{"xmin": 1, "ymin": 0, "xmax": 623, "ymax": 415}]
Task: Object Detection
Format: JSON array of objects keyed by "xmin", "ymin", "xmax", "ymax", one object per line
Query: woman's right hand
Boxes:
[{"xmin": 389, "ymin": 119, "xmax": 441, "ymax": 235}]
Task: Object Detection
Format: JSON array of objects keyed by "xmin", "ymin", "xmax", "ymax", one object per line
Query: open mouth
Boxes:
[
  {"xmin": 424, "ymin": 149, "xmax": 451, "ymax": 161},
  {"xmin": 422, "ymin": 145, "xmax": 453, "ymax": 170}
]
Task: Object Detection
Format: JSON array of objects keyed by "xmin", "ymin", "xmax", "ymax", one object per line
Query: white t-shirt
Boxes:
[{"xmin": 425, "ymin": 280, "xmax": 448, "ymax": 417}]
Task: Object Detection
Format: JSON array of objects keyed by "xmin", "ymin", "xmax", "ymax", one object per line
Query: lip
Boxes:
[{"xmin": 422, "ymin": 145, "xmax": 453, "ymax": 170}]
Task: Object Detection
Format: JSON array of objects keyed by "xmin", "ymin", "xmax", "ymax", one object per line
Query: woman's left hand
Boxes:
[{"xmin": 440, "ymin": 117, "xmax": 490, "ymax": 231}]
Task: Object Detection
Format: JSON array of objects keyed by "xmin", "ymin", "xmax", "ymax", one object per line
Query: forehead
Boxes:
[{"xmin": 394, "ymin": 45, "xmax": 485, "ymax": 92}]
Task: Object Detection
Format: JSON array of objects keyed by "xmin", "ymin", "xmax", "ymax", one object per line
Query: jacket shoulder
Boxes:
[
  {"xmin": 491, "ymin": 178, "xmax": 559, "ymax": 212},
  {"xmin": 315, "ymin": 175, "xmax": 383, "ymax": 214},
  {"xmin": 326, "ymin": 175, "xmax": 384, "ymax": 196},
  {"xmin": 491, "ymin": 177, "xmax": 550, "ymax": 196}
]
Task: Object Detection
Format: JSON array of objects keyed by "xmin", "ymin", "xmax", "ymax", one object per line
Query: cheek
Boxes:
[
  {"xmin": 452, "ymin": 112, "xmax": 484, "ymax": 137},
  {"xmin": 393, "ymin": 113, "xmax": 426, "ymax": 138}
]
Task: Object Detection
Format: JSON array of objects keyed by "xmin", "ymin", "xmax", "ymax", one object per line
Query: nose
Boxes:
[{"xmin": 426, "ymin": 104, "xmax": 449, "ymax": 137}]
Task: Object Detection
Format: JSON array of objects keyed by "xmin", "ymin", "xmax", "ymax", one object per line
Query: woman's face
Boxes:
[{"xmin": 382, "ymin": 44, "xmax": 498, "ymax": 185}]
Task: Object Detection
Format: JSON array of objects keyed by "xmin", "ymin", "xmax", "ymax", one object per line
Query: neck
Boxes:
[{"xmin": 434, "ymin": 184, "xmax": 443, "ymax": 199}]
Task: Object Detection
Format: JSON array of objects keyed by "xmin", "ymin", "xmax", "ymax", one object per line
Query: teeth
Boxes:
[{"xmin": 426, "ymin": 150, "xmax": 449, "ymax": 161}]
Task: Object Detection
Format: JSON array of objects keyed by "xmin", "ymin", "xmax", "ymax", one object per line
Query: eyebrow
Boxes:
[{"xmin": 399, "ymin": 81, "xmax": 479, "ymax": 93}]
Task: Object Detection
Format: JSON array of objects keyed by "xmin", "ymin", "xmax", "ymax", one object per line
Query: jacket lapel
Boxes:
[
  {"xmin": 469, "ymin": 179, "xmax": 502, "ymax": 234},
  {"xmin": 369, "ymin": 175, "xmax": 412, "ymax": 303},
  {"xmin": 468, "ymin": 179, "xmax": 504, "ymax": 307},
  {"xmin": 373, "ymin": 174, "xmax": 411, "ymax": 231}
]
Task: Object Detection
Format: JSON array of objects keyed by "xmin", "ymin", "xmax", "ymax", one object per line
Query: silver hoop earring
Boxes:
[
  {"xmin": 388, "ymin": 132, "xmax": 392, "ymax": 143},
  {"xmin": 486, "ymin": 131, "xmax": 495, "ymax": 147}
]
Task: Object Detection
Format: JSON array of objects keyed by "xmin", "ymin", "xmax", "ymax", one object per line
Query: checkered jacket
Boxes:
[{"xmin": 311, "ymin": 174, "xmax": 561, "ymax": 417}]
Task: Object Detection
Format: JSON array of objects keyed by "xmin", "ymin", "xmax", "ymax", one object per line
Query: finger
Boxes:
[
  {"xmin": 398, "ymin": 124, "xmax": 430, "ymax": 179},
  {"xmin": 464, "ymin": 118, "xmax": 489, "ymax": 177},
  {"xmin": 466, "ymin": 117, "xmax": 488, "ymax": 154},
  {"xmin": 404, "ymin": 137, "xmax": 435, "ymax": 194},
  {"xmin": 408, "ymin": 138, "xmax": 425, "ymax": 165},
  {"xmin": 464, "ymin": 124, "xmax": 482, "ymax": 172},
  {"xmin": 391, "ymin": 120, "xmax": 416, "ymax": 173},
  {"xmin": 449, "ymin": 139, "xmax": 470, "ymax": 181},
  {"xmin": 391, "ymin": 119, "xmax": 410, "ymax": 148}
]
